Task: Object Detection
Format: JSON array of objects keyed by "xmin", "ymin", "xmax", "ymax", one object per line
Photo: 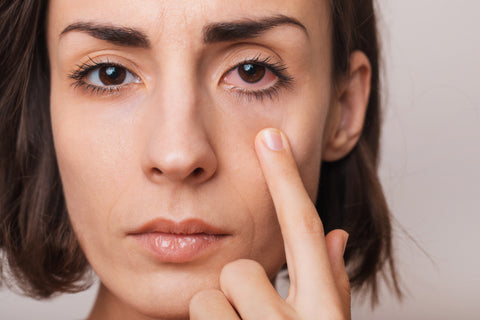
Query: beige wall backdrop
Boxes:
[
  {"xmin": 353, "ymin": 0, "xmax": 480, "ymax": 319},
  {"xmin": 1, "ymin": 1, "xmax": 479, "ymax": 319}
]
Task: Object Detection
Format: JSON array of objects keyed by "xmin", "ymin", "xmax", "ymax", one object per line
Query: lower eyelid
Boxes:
[
  {"xmin": 228, "ymin": 86, "xmax": 283, "ymax": 103},
  {"xmin": 72, "ymin": 79, "xmax": 141, "ymax": 97}
]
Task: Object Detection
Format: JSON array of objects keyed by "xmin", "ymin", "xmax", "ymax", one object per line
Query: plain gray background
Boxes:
[{"xmin": 1, "ymin": 1, "xmax": 479, "ymax": 319}]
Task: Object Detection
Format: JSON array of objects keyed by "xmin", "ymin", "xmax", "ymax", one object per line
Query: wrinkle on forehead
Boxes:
[{"xmin": 48, "ymin": 0, "xmax": 329, "ymax": 49}]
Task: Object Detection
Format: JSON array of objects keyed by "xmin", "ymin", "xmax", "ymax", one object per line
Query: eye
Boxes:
[
  {"xmin": 224, "ymin": 62, "xmax": 279, "ymax": 90},
  {"xmin": 87, "ymin": 65, "xmax": 140, "ymax": 87}
]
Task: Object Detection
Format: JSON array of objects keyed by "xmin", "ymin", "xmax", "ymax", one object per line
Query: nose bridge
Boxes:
[
  {"xmin": 158, "ymin": 44, "xmax": 197, "ymax": 111},
  {"xmin": 141, "ymin": 50, "xmax": 216, "ymax": 184},
  {"xmin": 155, "ymin": 49, "xmax": 203, "ymax": 140}
]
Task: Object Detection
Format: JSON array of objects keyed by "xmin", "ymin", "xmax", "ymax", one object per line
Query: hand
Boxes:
[{"xmin": 190, "ymin": 128, "xmax": 351, "ymax": 320}]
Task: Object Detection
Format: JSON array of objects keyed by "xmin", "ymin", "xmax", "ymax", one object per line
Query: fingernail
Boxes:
[
  {"xmin": 342, "ymin": 232, "xmax": 349, "ymax": 256},
  {"xmin": 262, "ymin": 129, "xmax": 283, "ymax": 151}
]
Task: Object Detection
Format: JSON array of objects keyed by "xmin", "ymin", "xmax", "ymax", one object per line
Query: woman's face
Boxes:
[{"xmin": 48, "ymin": 0, "xmax": 333, "ymax": 318}]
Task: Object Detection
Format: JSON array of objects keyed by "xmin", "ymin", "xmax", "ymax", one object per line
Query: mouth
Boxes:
[{"xmin": 128, "ymin": 218, "xmax": 230, "ymax": 263}]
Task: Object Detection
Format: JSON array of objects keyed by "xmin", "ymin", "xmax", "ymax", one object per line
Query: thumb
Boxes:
[{"xmin": 325, "ymin": 229, "xmax": 351, "ymax": 305}]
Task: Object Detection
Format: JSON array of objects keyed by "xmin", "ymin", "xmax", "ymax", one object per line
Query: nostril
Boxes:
[
  {"xmin": 148, "ymin": 167, "xmax": 206, "ymax": 180},
  {"xmin": 192, "ymin": 168, "xmax": 203, "ymax": 176}
]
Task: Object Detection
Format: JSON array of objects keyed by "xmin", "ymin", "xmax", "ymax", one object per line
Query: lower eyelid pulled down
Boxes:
[{"xmin": 221, "ymin": 56, "xmax": 294, "ymax": 101}]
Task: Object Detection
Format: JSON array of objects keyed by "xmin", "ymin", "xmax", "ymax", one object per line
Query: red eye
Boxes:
[{"xmin": 224, "ymin": 63, "xmax": 278, "ymax": 90}]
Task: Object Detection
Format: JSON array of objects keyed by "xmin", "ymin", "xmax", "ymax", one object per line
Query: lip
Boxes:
[{"xmin": 128, "ymin": 218, "xmax": 229, "ymax": 263}]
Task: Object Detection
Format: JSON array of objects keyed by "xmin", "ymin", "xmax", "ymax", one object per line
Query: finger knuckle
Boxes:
[
  {"xmin": 292, "ymin": 206, "xmax": 325, "ymax": 236},
  {"xmin": 189, "ymin": 289, "xmax": 223, "ymax": 311},
  {"xmin": 220, "ymin": 259, "xmax": 265, "ymax": 285}
]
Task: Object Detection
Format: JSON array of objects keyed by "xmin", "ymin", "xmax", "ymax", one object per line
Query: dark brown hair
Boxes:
[
  {"xmin": 0, "ymin": 0, "xmax": 401, "ymax": 304},
  {"xmin": 320, "ymin": 0, "xmax": 402, "ymax": 304}
]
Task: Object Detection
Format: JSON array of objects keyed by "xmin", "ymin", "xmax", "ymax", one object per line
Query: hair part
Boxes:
[{"xmin": 0, "ymin": 0, "xmax": 401, "ymax": 305}]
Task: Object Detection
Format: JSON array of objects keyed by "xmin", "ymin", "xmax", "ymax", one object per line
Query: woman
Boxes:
[{"xmin": 0, "ymin": 0, "xmax": 401, "ymax": 319}]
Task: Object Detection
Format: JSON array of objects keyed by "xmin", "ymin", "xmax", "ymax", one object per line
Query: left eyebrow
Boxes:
[
  {"xmin": 202, "ymin": 15, "xmax": 309, "ymax": 43},
  {"xmin": 59, "ymin": 22, "xmax": 151, "ymax": 48}
]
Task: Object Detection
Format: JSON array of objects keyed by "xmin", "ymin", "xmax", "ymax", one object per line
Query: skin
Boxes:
[{"xmin": 47, "ymin": 0, "xmax": 371, "ymax": 319}]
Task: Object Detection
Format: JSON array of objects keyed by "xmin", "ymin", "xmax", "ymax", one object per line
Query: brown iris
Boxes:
[
  {"xmin": 98, "ymin": 66, "xmax": 127, "ymax": 85},
  {"xmin": 238, "ymin": 63, "xmax": 266, "ymax": 83}
]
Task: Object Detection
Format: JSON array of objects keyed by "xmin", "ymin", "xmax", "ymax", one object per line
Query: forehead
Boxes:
[{"xmin": 47, "ymin": 0, "xmax": 330, "ymax": 47}]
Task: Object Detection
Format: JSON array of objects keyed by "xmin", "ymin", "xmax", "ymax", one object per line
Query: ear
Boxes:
[{"xmin": 322, "ymin": 50, "xmax": 372, "ymax": 162}]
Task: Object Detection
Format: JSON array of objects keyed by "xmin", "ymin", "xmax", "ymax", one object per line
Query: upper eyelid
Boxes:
[
  {"xmin": 226, "ymin": 56, "xmax": 278, "ymax": 73},
  {"xmin": 71, "ymin": 55, "xmax": 280, "ymax": 71}
]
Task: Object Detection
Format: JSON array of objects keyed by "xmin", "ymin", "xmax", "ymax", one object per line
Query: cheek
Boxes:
[
  {"xmin": 223, "ymin": 142, "xmax": 285, "ymax": 275},
  {"xmin": 207, "ymin": 98, "xmax": 286, "ymax": 270},
  {"xmin": 211, "ymin": 90, "xmax": 328, "ymax": 274},
  {"xmin": 50, "ymin": 91, "xmax": 140, "ymax": 255},
  {"xmin": 283, "ymin": 89, "xmax": 330, "ymax": 202}
]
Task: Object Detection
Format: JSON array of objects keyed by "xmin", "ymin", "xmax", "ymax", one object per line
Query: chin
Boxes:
[
  {"xmin": 153, "ymin": 275, "xmax": 218, "ymax": 318},
  {"xmin": 134, "ymin": 298, "xmax": 192, "ymax": 320},
  {"xmin": 96, "ymin": 261, "xmax": 224, "ymax": 320}
]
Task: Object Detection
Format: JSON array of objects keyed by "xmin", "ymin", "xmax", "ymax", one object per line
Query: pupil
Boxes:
[
  {"xmin": 243, "ymin": 64, "xmax": 257, "ymax": 75},
  {"xmin": 105, "ymin": 66, "xmax": 119, "ymax": 79}
]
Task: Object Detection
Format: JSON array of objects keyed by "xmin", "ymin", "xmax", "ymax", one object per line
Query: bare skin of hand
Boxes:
[{"xmin": 189, "ymin": 128, "xmax": 351, "ymax": 320}]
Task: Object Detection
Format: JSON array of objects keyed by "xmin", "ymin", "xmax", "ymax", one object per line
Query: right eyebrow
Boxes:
[{"xmin": 59, "ymin": 22, "xmax": 151, "ymax": 48}]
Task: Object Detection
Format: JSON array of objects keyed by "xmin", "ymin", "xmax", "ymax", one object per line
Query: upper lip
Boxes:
[{"xmin": 129, "ymin": 218, "xmax": 228, "ymax": 235}]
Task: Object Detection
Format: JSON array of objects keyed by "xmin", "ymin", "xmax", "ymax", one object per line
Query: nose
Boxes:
[{"xmin": 141, "ymin": 86, "xmax": 217, "ymax": 185}]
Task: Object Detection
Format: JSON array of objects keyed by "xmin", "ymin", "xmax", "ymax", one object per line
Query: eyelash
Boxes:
[
  {"xmin": 67, "ymin": 55, "xmax": 294, "ymax": 101},
  {"xmin": 68, "ymin": 57, "xmax": 128, "ymax": 96}
]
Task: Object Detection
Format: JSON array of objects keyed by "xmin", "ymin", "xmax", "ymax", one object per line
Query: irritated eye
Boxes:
[{"xmin": 224, "ymin": 63, "xmax": 278, "ymax": 89}]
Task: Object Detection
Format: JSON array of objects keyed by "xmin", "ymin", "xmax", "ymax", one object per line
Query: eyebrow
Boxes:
[
  {"xmin": 202, "ymin": 15, "xmax": 308, "ymax": 43},
  {"xmin": 59, "ymin": 15, "xmax": 308, "ymax": 48},
  {"xmin": 60, "ymin": 22, "xmax": 151, "ymax": 48}
]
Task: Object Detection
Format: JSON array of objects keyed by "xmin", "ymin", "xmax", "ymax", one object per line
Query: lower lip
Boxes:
[{"xmin": 131, "ymin": 233, "xmax": 225, "ymax": 263}]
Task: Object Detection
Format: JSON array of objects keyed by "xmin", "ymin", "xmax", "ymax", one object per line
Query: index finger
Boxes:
[{"xmin": 254, "ymin": 128, "xmax": 341, "ymax": 309}]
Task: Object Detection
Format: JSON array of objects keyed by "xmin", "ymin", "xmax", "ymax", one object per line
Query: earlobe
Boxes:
[{"xmin": 322, "ymin": 50, "xmax": 372, "ymax": 162}]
